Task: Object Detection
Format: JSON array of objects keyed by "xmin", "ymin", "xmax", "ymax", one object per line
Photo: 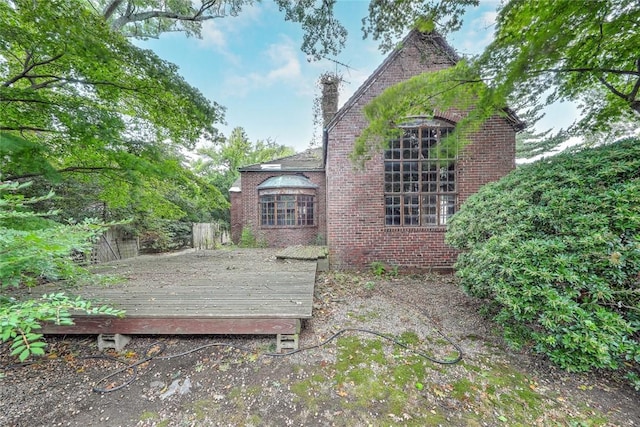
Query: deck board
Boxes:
[{"xmin": 32, "ymin": 248, "xmax": 318, "ymax": 335}]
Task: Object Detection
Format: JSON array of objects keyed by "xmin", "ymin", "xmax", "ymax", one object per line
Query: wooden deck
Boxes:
[{"xmin": 36, "ymin": 249, "xmax": 319, "ymax": 336}]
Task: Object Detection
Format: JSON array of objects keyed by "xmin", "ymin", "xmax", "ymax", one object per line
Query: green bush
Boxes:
[
  {"xmin": 446, "ymin": 138, "xmax": 640, "ymax": 380},
  {"xmin": 139, "ymin": 219, "xmax": 193, "ymax": 253},
  {"xmin": 0, "ymin": 182, "xmax": 124, "ymax": 360}
]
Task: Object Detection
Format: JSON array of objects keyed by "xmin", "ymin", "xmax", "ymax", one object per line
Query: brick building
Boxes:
[{"xmin": 230, "ymin": 30, "xmax": 521, "ymax": 270}]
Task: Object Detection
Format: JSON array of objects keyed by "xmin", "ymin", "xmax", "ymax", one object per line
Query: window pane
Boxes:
[
  {"xmin": 384, "ymin": 161, "xmax": 401, "ymax": 193},
  {"xmin": 403, "ymin": 195, "xmax": 420, "ymax": 225},
  {"xmin": 260, "ymin": 195, "xmax": 275, "ymax": 226},
  {"xmin": 421, "ymin": 128, "xmax": 437, "ymax": 159},
  {"xmin": 297, "ymin": 195, "xmax": 315, "ymax": 226},
  {"xmin": 385, "ymin": 196, "xmax": 401, "ymax": 225},
  {"xmin": 402, "ymin": 129, "xmax": 419, "ymax": 159},
  {"xmin": 276, "ymin": 195, "xmax": 296, "ymax": 226},
  {"xmin": 421, "ymin": 195, "xmax": 437, "ymax": 225},
  {"xmin": 421, "ymin": 161, "xmax": 437, "ymax": 192},
  {"xmin": 440, "ymin": 194, "xmax": 456, "ymax": 225},
  {"xmin": 402, "ymin": 162, "xmax": 419, "ymax": 192},
  {"xmin": 385, "ymin": 139, "xmax": 401, "ymax": 160}
]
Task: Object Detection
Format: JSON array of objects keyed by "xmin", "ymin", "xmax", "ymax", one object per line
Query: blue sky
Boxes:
[{"xmin": 139, "ymin": 0, "xmax": 577, "ymax": 153}]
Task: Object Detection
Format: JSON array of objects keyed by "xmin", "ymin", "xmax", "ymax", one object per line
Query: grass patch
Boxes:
[
  {"xmin": 288, "ymin": 332, "xmax": 612, "ymax": 426},
  {"xmin": 139, "ymin": 411, "xmax": 158, "ymax": 421},
  {"xmin": 346, "ymin": 309, "xmax": 381, "ymax": 322}
]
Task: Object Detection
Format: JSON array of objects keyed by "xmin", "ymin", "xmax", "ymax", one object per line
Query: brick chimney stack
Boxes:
[{"xmin": 320, "ymin": 74, "xmax": 340, "ymax": 127}]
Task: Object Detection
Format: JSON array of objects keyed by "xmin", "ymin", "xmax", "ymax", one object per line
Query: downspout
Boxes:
[{"xmin": 322, "ymin": 128, "xmax": 328, "ymax": 167}]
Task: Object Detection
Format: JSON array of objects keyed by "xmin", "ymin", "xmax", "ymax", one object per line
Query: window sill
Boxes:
[
  {"xmin": 260, "ymin": 225, "xmax": 317, "ymax": 229},
  {"xmin": 384, "ymin": 226, "xmax": 447, "ymax": 233}
]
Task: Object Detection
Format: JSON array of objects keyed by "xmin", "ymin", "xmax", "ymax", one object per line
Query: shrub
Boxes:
[
  {"xmin": 370, "ymin": 261, "xmax": 399, "ymax": 277},
  {"xmin": 446, "ymin": 138, "xmax": 640, "ymax": 378},
  {"xmin": 239, "ymin": 227, "xmax": 256, "ymax": 247},
  {"xmin": 0, "ymin": 182, "xmax": 124, "ymax": 360},
  {"xmin": 139, "ymin": 220, "xmax": 192, "ymax": 253},
  {"xmin": 239, "ymin": 226, "xmax": 268, "ymax": 248}
]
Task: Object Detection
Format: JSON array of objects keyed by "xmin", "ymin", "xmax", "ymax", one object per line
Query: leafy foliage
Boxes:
[
  {"xmin": 355, "ymin": 0, "xmax": 639, "ymax": 160},
  {"xmin": 96, "ymin": 0, "xmax": 349, "ymax": 60},
  {"xmin": 1, "ymin": 293, "xmax": 124, "ymax": 361},
  {"xmin": 487, "ymin": 0, "xmax": 640, "ymax": 132},
  {"xmin": 352, "ymin": 59, "xmax": 494, "ymax": 162},
  {"xmin": 0, "ymin": 182, "xmax": 106, "ymax": 287},
  {"xmin": 446, "ymin": 138, "xmax": 640, "ymax": 378},
  {"xmin": 0, "ymin": 182, "xmax": 124, "ymax": 361},
  {"xmin": 0, "ymin": 0, "xmax": 222, "ymax": 163},
  {"xmin": 95, "ymin": 0, "xmax": 478, "ymax": 60},
  {"xmin": 0, "ymin": 0, "xmax": 226, "ymax": 229},
  {"xmin": 362, "ymin": 0, "xmax": 479, "ymax": 52}
]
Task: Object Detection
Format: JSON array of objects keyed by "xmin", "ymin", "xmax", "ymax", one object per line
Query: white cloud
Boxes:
[
  {"xmin": 448, "ymin": 3, "xmax": 499, "ymax": 56},
  {"xmin": 222, "ymin": 74, "xmax": 253, "ymax": 98},
  {"xmin": 221, "ymin": 36, "xmax": 307, "ymax": 97},
  {"xmin": 195, "ymin": 4, "xmax": 265, "ymax": 63},
  {"xmin": 198, "ymin": 20, "xmax": 227, "ymax": 49},
  {"xmin": 264, "ymin": 41, "xmax": 302, "ymax": 81}
]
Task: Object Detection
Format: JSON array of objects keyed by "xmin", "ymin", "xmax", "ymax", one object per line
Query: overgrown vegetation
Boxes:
[
  {"xmin": 0, "ymin": 182, "xmax": 124, "ymax": 361},
  {"xmin": 446, "ymin": 138, "xmax": 640, "ymax": 386},
  {"xmin": 288, "ymin": 335, "xmax": 609, "ymax": 425},
  {"xmin": 370, "ymin": 261, "xmax": 399, "ymax": 277},
  {"xmin": 238, "ymin": 227, "xmax": 267, "ymax": 248}
]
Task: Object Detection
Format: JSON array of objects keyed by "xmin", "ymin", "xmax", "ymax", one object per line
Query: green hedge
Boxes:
[{"xmin": 446, "ymin": 138, "xmax": 640, "ymax": 381}]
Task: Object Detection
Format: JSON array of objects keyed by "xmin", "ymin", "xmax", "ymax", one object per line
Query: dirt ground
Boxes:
[{"xmin": 1, "ymin": 248, "xmax": 639, "ymax": 426}]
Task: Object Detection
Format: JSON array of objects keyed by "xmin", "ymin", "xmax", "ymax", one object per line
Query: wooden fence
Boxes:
[
  {"xmin": 91, "ymin": 223, "xmax": 228, "ymax": 262},
  {"xmin": 192, "ymin": 222, "xmax": 230, "ymax": 250},
  {"xmin": 91, "ymin": 226, "xmax": 139, "ymax": 263}
]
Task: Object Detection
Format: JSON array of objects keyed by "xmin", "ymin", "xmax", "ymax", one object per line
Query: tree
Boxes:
[
  {"xmin": 192, "ymin": 127, "xmax": 295, "ymax": 223},
  {"xmin": 94, "ymin": 0, "xmax": 349, "ymax": 60},
  {"xmin": 362, "ymin": 0, "xmax": 479, "ymax": 51},
  {"xmin": 354, "ymin": 0, "xmax": 640, "ymax": 159},
  {"xmin": 1, "ymin": 0, "xmax": 222, "ymax": 174},
  {"xmin": 0, "ymin": 0, "xmax": 226, "ymax": 223},
  {"xmin": 94, "ymin": 0, "xmax": 479, "ymax": 60}
]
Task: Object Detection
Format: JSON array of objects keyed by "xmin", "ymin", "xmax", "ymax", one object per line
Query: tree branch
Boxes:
[
  {"xmin": 62, "ymin": 77, "xmax": 139, "ymax": 92},
  {"xmin": 29, "ymin": 77, "xmax": 64, "ymax": 90},
  {"xmin": 0, "ymin": 97, "xmax": 59, "ymax": 106},
  {"xmin": 110, "ymin": 1, "xmax": 227, "ymax": 30},
  {"xmin": 531, "ymin": 66, "xmax": 640, "ymax": 77},
  {"xmin": 5, "ymin": 73, "xmax": 140, "ymax": 92},
  {"xmin": 0, "ymin": 126, "xmax": 54, "ymax": 133},
  {"xmin": 6, "ymin": 166, "xmax": 123, "ymax": 181},
  {"xmin": 2, "ymin": 53, "xmax": 66, "ymax": 88},
  {"xmin": 101, "ymin": 0, "xmax": 125, "ymax": 20},
  {"xmin": 597, "ymin": 76, "xmax": 628, "ymax": 100},
  {"xmin": 628, "ymin": 58, "xmax": 640, "ymax": 101}
]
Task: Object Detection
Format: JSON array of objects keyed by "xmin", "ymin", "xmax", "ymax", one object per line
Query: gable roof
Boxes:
[
  {"xmin": 325, "ymin": 30, "xmax": 459, "ymax": 134},
  {"xmin": 238, "ymin": 147, "xmax": 324, "ymax": 172},
  {"xmin": 321, "ymin": 30, "xmax": 524, "ymax": 163}
]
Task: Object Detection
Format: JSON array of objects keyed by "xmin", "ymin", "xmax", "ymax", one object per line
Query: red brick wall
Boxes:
[
  {"xmin": 325, "ymin": 33, "xmax": 516, "ymax": 270},
  {"xmin": 237, "ymin": 171, "xmax": 326, "ymax": 247},
  {"xmin": 229, "ymin": 190, "xmax": 243, "ymax": 244}
]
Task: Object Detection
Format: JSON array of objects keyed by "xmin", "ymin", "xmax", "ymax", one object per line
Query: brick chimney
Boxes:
[{"xmin": 320, "ymin": 73, "xmax": 340, "ymax": 127}]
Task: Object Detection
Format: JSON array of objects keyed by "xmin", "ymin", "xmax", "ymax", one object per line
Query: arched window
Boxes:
[{"xmin": 384, "ymin": 117, "xmax": 457, "ymax": 226}]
